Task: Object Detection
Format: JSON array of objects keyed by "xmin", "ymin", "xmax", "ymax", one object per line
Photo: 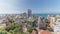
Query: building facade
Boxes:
[{"xmin": 28, "ymin": 9, "xmax": 32, "ymax": 17}]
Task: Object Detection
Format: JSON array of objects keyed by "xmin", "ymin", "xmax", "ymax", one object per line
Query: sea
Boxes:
[
  {"xmin": 32, "ymin": 14, "xmax": 48, "ymax": 17},
  {"xmin": 32, "ymin": 14, "xmax": 60, "ymax": 18},
  {"xmin": 0, "ymin": 14, "xmax": 59, "ymax": 18}
]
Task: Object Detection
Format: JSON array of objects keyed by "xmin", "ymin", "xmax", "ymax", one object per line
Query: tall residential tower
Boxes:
[{"xmin": 28, "ymin": 9, "xmax": 32, "ymax": 17}]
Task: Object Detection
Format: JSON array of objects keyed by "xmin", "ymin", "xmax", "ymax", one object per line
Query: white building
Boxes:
[
  {"xmin": 54, "ymin": 19, "xmax": 60, "ymax": 34},
  {"xmin": 38, "ymin": 16, "xmax": 46, "ymax": 30},
  {"xmin": 47, "ymin": 15, "xmax": 56, "ymax": 28},
  {"xmin": 0, "ymin": 19, "xmax": 6, "ymax": 29}
]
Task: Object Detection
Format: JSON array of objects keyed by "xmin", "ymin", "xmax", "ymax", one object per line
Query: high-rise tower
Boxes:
[{"xmin": 28, "ymin": 9, "xmax": 32, "ymax": 17}]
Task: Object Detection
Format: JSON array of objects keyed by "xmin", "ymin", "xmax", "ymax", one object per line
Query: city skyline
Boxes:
[{"xmin": 0, "ymin": 0, "xmax": 60, "ymax": 14}]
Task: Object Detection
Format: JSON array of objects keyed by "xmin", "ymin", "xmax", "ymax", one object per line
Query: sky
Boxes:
[{"xmin": 0, "ymin": 0, "xmax": 60, "ymax": 14}]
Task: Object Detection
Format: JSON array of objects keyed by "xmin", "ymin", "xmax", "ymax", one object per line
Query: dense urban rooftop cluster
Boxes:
[{"xmin": 0, "ymin": 9, "xmax": 60, "ymax": 34}]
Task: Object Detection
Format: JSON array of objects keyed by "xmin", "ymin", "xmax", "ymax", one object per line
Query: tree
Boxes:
[{"xmin": 5, "ymin": 21, "xmax": 24, "ymax": 34}]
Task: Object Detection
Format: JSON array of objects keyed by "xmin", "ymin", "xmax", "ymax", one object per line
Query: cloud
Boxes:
[
  {"xmin": 0, "ymin": 2, "xmax": 21, "ymax": 14},
  {"xmin": 32, "ymin": 8, "xmax": 60, "ymax": 14}
]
